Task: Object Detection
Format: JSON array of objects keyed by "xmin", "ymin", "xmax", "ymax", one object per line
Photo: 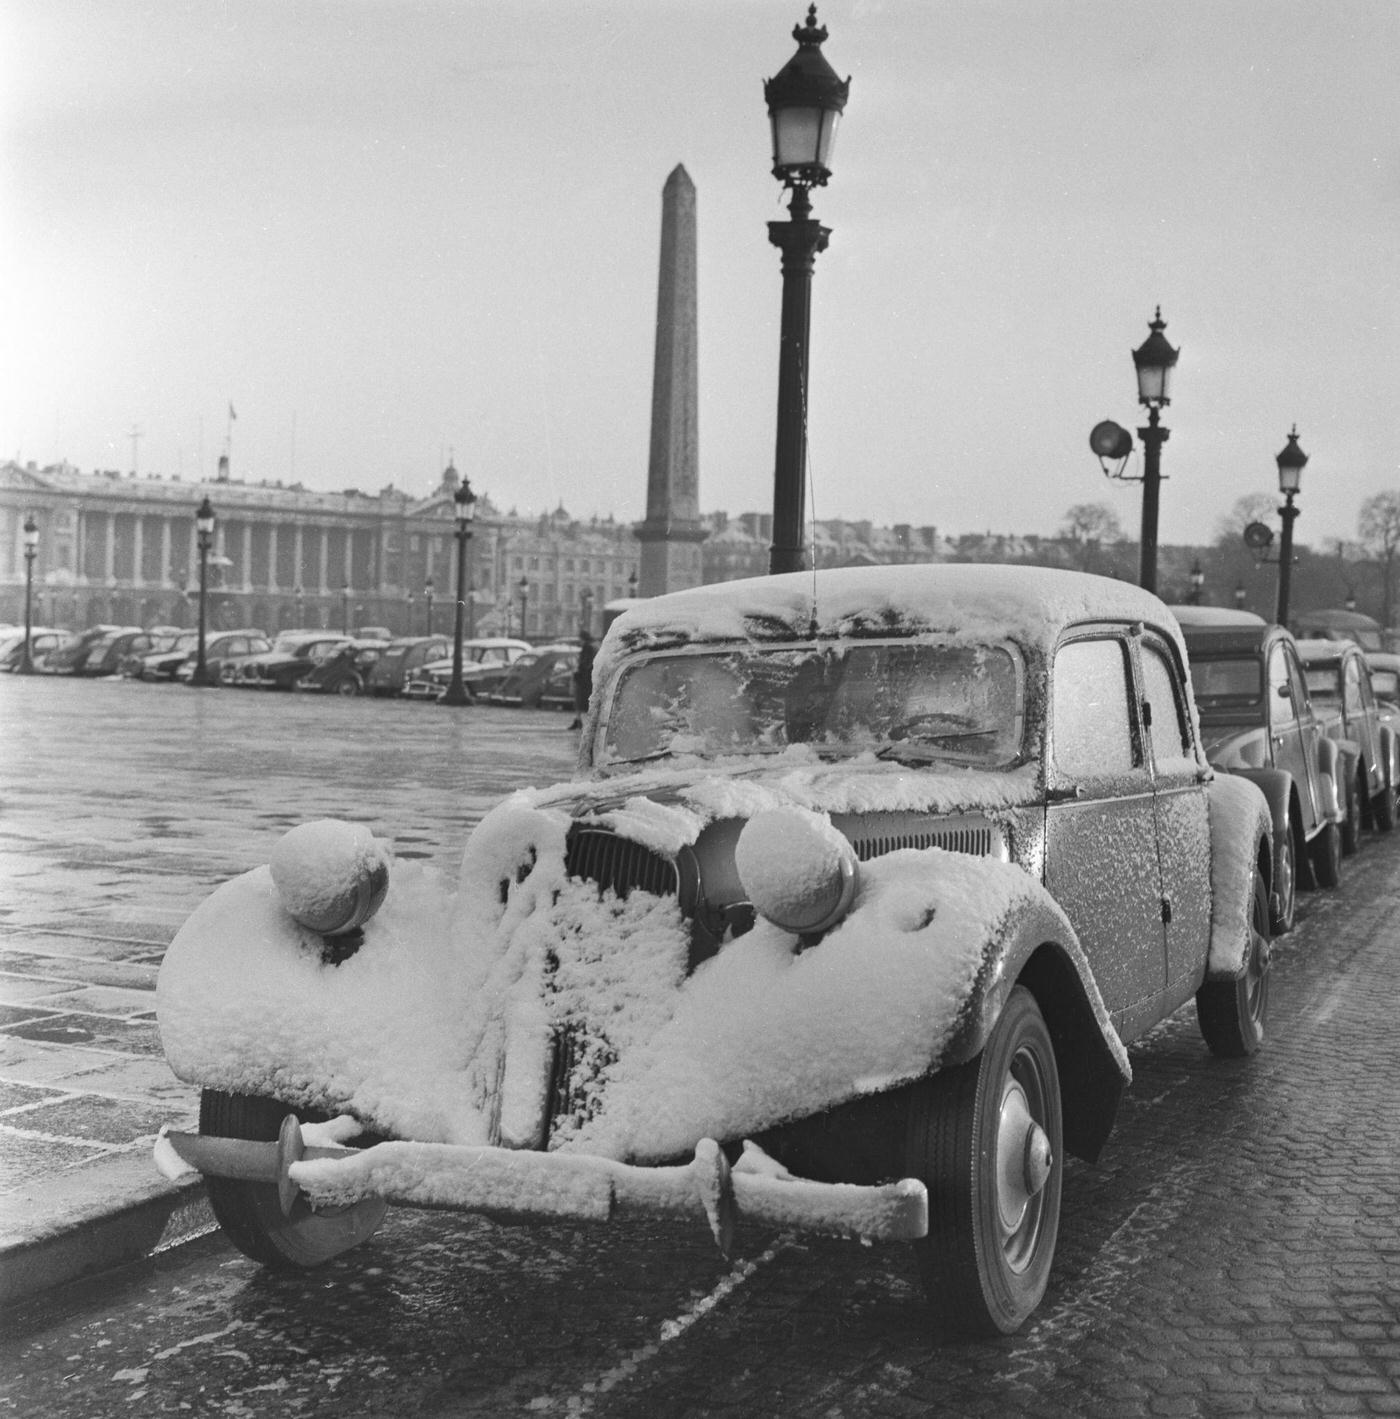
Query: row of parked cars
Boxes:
[
  {"xmin": 0, "ymin": 622, "xmax": 584, "ymax": 709},
  {"xmin": 154, "ymin": 564, "xmax": 1399, "ymax": 1343}
]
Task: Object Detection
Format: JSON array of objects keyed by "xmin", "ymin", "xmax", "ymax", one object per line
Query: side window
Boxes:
[
  {"xmin": 1344, "ymin": 658, "xmax": 1366, "ymax": 716},
  {"xmin": 1052, "ymin": 637, "xmax": 1136, "ymax": 778},
  {"xmin": 1267, "ymin": 646, "xmax": 1297, "ymax": 728},
  {"xmin": 1140, "ymin": 644, "xmax": 1190, "ymax": 768},
  {"xmin": 1285, "ymin": 653, "xmax": 1311, "ymax": 721}
]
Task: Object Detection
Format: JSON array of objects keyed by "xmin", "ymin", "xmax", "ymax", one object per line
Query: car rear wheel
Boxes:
[
  {"xmin": 198, "ymin": 1089, "xmax": 387, "ymax": 1271},
  {"xmin": 1307, "ymin": 820, "xmax": 1343, "ymax": 890},
  {"xmin": 1270, "ymin": 829, "xmax": 1296, "ymax": 934},
  {"xmin": 333, "ymin": 675, "xmax": 362, "ymax": 697},
  {"xmin": 1196, "ymin": 868, "xmax": 1270, "ymax": 1057},
  {"xmin": 1374, "ymin": 780, "xmax": 1397, "ymax": 833},
  {"xmin": 1341, "ymin": 772, "xmax": 1363, "ymax": 855},
  {"xmin": 906, "ymin": 986, "xmax": 1062, "ymax": 1336}
]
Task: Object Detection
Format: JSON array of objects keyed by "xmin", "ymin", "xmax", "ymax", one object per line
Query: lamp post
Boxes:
[
  {"xmin": 518, "ymin": 576, "xmax": 529, "ymax": 639},
  {"xmin": 341, "ymin": 584, "xmax": 351, "ymax": 635},
  {"xmin": 580, "ymin": 587, "xmax": 594, "ymax": 638},
  {"xmin": 19, "ymin": 514, "xmax": 38, "ymax": 674},
  {"xmin": 442, "ymin": 475, "xmax": 478, "ymax": 707},
  {"xmin": 294, "ymin": 584, "xmax": 304, "ymax": 626},
  {"xmin": 628, "ymin": 568, "xmax": 639, "ymax": 599},
  {"xmin": 1274, "ymin": 425, "xmax": 1308, "ymax": 628},
  {"xmin": 191, "ymin": 496, "xmax": 216, "ymax": 686},
  {"xmin": 424, "ymin": 579, "xmax": 434, "ymax": 636},
  {"xmin": 1130, "ymin": 308, "xmax": 1180, "ymax": 595},
  {"xmin": 1189, "ymin": 560, "xmax": 1205, "ymax": 606},
  {"xmin": 764, "ymin": 5, "xmax": 850, "ymax": 576},
  {"xmin": 1234, "ymin": 581, "xmax": 1248, "ymax": 611}
]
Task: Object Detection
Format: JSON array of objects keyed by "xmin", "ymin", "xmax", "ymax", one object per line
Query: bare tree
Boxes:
[
  {"xmin": 1359, "ymin": 491, "xmax": 1400, "ymax": 628},
  {"xmin": 1213, "ymin": 493, "xmax": 1277, "ymax": 545}
]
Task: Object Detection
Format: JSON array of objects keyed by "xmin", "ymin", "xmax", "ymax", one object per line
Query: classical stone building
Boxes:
[
  {"xmin": 701, "ymin": 511, "xmax": 941, "ymax": 583},
  {"xmin": 0, "ymin": 459, "xmax": 638, "ymax": 642}
]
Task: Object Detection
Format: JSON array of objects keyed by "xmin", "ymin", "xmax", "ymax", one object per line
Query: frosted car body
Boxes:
[{"xmin": 157, "ymin": 564, "xmax": 1274, "ymax": 1337}]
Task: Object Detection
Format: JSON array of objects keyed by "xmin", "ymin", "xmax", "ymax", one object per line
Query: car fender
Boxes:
[
  {"xmin": 1379, "ymin": 724, "xmax": 1399, "ymax": 791},
  {"xmin": 1202, "ymin": 774, "xmax": 1272, "ymax": 981},
  {"xmin": 1220, "ymin": 765, "xmax": 1292, "ymax": 848},
  {"xmin": 1315, "ymin": 737, "xmax": 1344, "ymax": 823}
]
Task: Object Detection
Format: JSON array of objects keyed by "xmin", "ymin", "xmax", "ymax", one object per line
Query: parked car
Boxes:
[
  {"xmin": 401, "ymin": 638, "xmax": 533, "ymax": 702},
  {"xmin": 1174, "ymin": 607, "xmax": 1346, "ymax": 932},
  {"xmin": 75, "ymin": 629, "xmax": 164, "ymax": 678},
  {"xmin": 482, "ymin": 645, "xmax": 579, "ymax": 709},
  {"xmin": 128, "ymin": 631, "xmax": 200, "ymax": 680},
  {"xmin": 36, "ymin": 625, "xmax": 135, "ymax": 674},
  {"xmin": 232, "ymin": 634, "xmax": 352, "ymax": 691},
  {"xmin": 0, "ymin": 627, "xmax": 71, "ymax": 672},
  {"xmin": 1292, "ymin": 608, "xmax": 1386, "ymax": 653},
  {"xmin": 1367, "ymin": 651, "xmax": 1400, "ymax": 722},
  {"xmin": 362, "ymin": 636, "xmax": 451, "ymax": 696},
  {"xmin": 1296, "ymin": 639, "xmax": 1398, "ymax": 841},
  {"xmin": 293, "ymin": 639, "xmax": 389, "ymax": 697},
  {"xmin": 157, "ymin": 565, "xmax": 1276, "ymax": 1338},
  {"xmin": 170, "ymin": 632, "xmax": 272, "ymax": 685}
]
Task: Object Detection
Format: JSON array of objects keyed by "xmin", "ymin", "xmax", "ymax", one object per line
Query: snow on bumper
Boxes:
[{"xmin": 158, "ymin": 1125, "xmax": 928, "ymax": 1248}]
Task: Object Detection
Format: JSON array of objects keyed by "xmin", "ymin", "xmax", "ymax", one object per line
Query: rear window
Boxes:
[{"xmin": 1190, "ymin": 656, "xmax": 1262, "ymax": 707}]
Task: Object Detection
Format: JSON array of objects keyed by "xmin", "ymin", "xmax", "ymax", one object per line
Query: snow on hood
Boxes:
[{"xmin": 527, "ymin": 750, "xmax": 1041, "ymax": 856}]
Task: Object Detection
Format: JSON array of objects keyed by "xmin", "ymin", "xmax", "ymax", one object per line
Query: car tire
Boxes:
[
  {"xmin": 1196, "ymin": 868, "xmax": 1270, "ymax": 1057},
  {"xmin": 1341, "ymin": 772, "xmax": 1363, "ymax": 855},
  {"xmin": 906, "ymin": 985, "xmax": 1062, "ymax": 1337},
  {"xmin": 1307, "ymin": 820, "xmax": 1343, "ymax": 890},
  {"xmin": 1374, "ymin": 781, "xmax": 1397, "ymax": 833},
  {"xmin": 1270, "ymin": 829, "xmax": 1297, "ymax": 935},
  {"xmin": 198, "ymin": 1089, "xmax": 387, "ymax": 1271},
  {"xmin": 333, "ymin": 676, "xmax": 361, "ymax": 697}
]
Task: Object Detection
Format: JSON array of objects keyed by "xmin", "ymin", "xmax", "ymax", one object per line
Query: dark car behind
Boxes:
[
  {"xmin": 363, "ymin": 636, "xmax": 451, "ymax": 697},
  {"xmin": 76, "ymin": 629, "xmax": 161, "ymax": 677},
  {"xmin": 294, "ymin": 639, "xmax": 389, "ymax": 696}
]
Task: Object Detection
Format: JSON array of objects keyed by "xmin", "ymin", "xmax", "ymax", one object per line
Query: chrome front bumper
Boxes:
[{"xmin": 159, "ymin": 1117, "xmax": 929, "ymax": 1252}]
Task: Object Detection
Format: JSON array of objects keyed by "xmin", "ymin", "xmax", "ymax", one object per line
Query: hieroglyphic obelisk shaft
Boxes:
[{"xmin": 635, "ymin": 165, "xmax": 706, "ymax": 596}]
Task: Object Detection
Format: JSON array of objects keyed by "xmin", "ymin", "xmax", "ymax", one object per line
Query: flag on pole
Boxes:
[{"xmin": 228, "ymin": 403, "xmax": 237, "ymax": 421}]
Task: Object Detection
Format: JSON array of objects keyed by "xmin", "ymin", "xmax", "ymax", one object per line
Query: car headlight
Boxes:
[
  {"xmin": 734, "ymin": 806, "xmax": 859, "ymax": 936},
  {"xmin": 269, "ymin": 820, "xmax": 391, "ymax": 939}
]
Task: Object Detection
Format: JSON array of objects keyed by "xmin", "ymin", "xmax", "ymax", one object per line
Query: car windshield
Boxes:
[
  {"xmin": 598, "ymin": 640, "xmax": 1023, "ymax": 769},
  {"xmin": 1189, "ymin": 656, "xmax": 1262, "ymax": 708}
]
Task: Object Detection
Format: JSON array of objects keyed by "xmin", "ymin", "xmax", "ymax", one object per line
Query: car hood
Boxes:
[{"xmin": 520, "ymin": 752, "xmax": 1042, "ymax": 856}]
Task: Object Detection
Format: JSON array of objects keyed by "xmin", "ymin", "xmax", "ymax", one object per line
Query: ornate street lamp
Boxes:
[
  {"xmin": 190, "ymin": 496, "xmax": 216, "ymax": 686},
  {"xmin": 1274, "ymin": 425, "xmax": 1308, "ymax": 627},
  {"xmin": 1234, "ymin": 581, "xmax": 1248, "ymax": 611},
  {"xmin": 1189, "ymin": 560, "xmax": 1205, "ymax": 606},
  {"xmin": 442, "ymin": 475, "xmax": 479, "ymax": 707},
  {"xmin": 1089, "ymin": 307, "xmax": 1180, "ymax": 594},
  {"xmin": 764, "ymin": 5, "xmax": 850, "ymax": 575},
  {"xmin": 628, "ymin": 568, "xmax": 639, "ymax": 598},
  {"xmin": 424, "ymin": 578, "xmax": 435, "ymax": 636},
  {"xmin": 18, "ymin": 514, "xmax": 39, "ymax": 674},
  {"xmin": 518, "ymin": 576, "xmax": 529, "ymax": 639}
]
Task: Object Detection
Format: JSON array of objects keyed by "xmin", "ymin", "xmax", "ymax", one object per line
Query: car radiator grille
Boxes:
[
  {"xmin": 830, "ymin": 811, "xmax": 1005, "ymax": 863},
  {"xmin": 564, "ymin": 826, "xmax": 679, "ymax": 899}
]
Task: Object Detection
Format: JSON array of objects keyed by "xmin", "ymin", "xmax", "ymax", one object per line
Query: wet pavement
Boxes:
[{"xmin": 0, "ymin": 674, "xmax": 578, "ymax": 1303}]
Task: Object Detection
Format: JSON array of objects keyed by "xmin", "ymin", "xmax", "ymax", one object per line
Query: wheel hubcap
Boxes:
[{"xmin": 995, "ymin": 1079, "xmax": 1053, "ymax": 1236}]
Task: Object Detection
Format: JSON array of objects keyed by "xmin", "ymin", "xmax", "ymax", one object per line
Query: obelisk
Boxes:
[{"xmin": 635, "ymin": 165, "xmax": 706, "ymax": 595}]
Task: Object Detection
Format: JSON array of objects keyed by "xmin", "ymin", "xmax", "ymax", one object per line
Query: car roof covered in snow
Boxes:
[{"xmin": 596, "ymin": 563, "xmax": 1183, "ymax": 686}]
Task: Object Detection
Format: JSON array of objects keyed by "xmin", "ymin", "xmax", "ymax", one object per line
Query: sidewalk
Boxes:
[{"xmin": 0, "ymin": 676, "xmax": 579, "ymax": 1306}]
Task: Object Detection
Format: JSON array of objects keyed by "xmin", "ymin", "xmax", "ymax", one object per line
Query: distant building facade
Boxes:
[
  {"xmin": 701, "ymin": 511, "xmax": 941, "ymax": 582},
  {"xmin": 0, "ymin": 460, "xmax": 638, "ymax": 642}
]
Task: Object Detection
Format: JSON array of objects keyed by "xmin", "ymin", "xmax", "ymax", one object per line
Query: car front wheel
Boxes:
[
  {"xmin": 906, "ymin": 985, "xmax": 1062, "ymax": 1336},
  {"xmin": 1196, "ymin": 867, "xmax": 1270, "ymax": 1057},
  {"xmin": 1374, "ymin": 779, "xmax": 1397, "ymax": 833},
  {"xmin": 1271, "ymin": 828, "xmax": 1297, "ymax": 934},
  {"xmin": 333, "ymin": 675, "xmax": 362, "ymax": 697},
  {"xmin": 198, "ymin": 1089, "xmax": 387, "ymax": 1271},
  {"xmin": 1308, "ymin": 820, "xmax": 1343, "ymax": 890},
  {"xmin": 1341, "ymin": 772, "xmax": 1363, "ymax": 855}
]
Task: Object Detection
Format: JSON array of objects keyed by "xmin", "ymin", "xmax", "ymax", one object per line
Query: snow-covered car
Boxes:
[
  {"xmin": 0, "ymin": 627, "xmax": 70, "ymax": 672},
  {"xmin": 1175, "ymin": 609, "xmax": 1348, "ymax": 932},
  {"xmin": 1296, "ymin": 638, "xmax": 1397, "ymax": 842},
  {"xmin": 156, "ymin": 565, "xmax": 1276, "ymax": 1338}
]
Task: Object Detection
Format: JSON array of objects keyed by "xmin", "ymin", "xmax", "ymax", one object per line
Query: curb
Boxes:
[{"xmin": 0, "ymin": 1150, "xmax": 214, "ymax": 1309}]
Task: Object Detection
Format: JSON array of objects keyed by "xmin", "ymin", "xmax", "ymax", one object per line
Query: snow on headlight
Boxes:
[
  {"xmin": 269, "ymin": 819, "xmax": 392, "ymax": 937},
  {"xmin": 735, "ymin": 805, "xmax": 859, "ymax": 935}
]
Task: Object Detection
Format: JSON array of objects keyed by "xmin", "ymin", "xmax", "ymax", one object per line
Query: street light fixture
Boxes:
[
  {"xmin": 764, "ymin": 5, "xmax": 850, "ymax": 576},
  {"xmin": 1234, "ymin": 581, "xmax": 1248, "ymax": 611},
  {"xmin": 424, "ymin": 578, "xmax": 435, "ymax": 636},
  {"xmin": 190, "ymin": 496, "xmax": 216, "ymax": 687},
  {"xmin": 517, "ymin": 576, "xmax": 529, "ymax": 639},
  {"xmin": 1189, "ymin": 560, "xmax": 1205, "ymax": 605},
  {"xmin": 628, "ymin": 568, "xmax": 639, "ymax": 598},
  {"xmin": 441, "ymin": 475, "xmax": 479, "ymax": 707},
  {"xmin": 1089, "ymin": 307, "xmax": 1180, "ymax": 595},
  {"xmin": 1274, "ymin": 425, "xmax": 1308, "ymax": 627},
  {"xmin": 18, "ymin": 514, "xmax": 39, "ymax": 674}
]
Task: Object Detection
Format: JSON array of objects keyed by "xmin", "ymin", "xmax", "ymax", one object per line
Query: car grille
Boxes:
[
  {"xmin": 830, "ymin": 811, "xmax": 1006, "ymax": 863},
  {"xmin": 564, "ymin": 826, "xmax": 679, "ymax": 899}
]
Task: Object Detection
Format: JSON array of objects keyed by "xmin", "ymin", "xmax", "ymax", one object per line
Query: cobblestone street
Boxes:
[{"xmin": 2, "ymin": 674, "xmax": 1400, "ymax": 1416}]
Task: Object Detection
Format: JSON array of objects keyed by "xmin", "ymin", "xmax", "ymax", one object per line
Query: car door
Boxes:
[
  {"xmin": 1044, "ymin": 631, "xmax": 1166, "ymax": 1040},
  {"xmin": 1267, "ymin": 641, "xmax": 1323, "ymax": 835},
  {"xmin": 1343, "ymin": 652, "xmax": 1384, "ymax": 798},
  {"xmin": 1137, "ymin": 635, "xmax": 1211, "ymax": 1004}
]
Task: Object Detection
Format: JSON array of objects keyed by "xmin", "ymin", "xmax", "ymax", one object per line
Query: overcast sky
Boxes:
[{"xmin": 2, "ymin": 0, "xmax": 1396, "ymax": 550}]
